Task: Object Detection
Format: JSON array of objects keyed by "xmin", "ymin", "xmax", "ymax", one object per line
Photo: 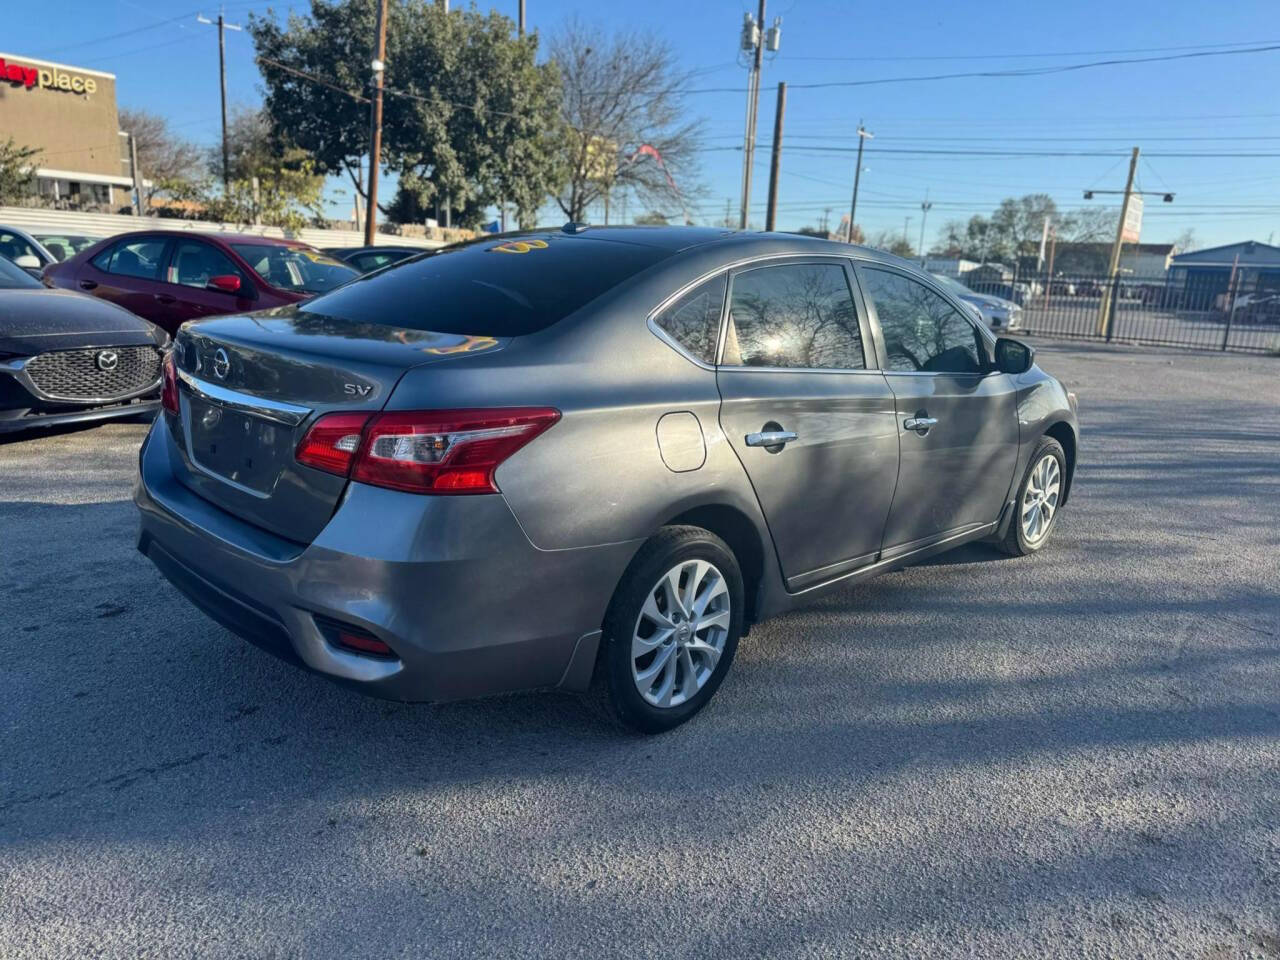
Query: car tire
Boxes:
[
  {"xmin": 999, "ymin": 435, "xmax": 1067, "ymax": 557},
  {"xmin": 598, "ymin": 525, "xmax": 744, "ymax": 734}
]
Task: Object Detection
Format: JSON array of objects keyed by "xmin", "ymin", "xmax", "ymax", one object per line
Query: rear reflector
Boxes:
[
  {"xmin": 297, "ymin": 407, "xmax": 560, "ymax": 495},
  {"xmin": 336, "ymin": 629, "xmax": 396, "ymax": 658},
  {"xmin": 295, "ymin": 412, "xmax": 372, "ymax": 476},
  {"xmin": 161, "ymin": 352, "xmax": 179, "ymax": 415}
]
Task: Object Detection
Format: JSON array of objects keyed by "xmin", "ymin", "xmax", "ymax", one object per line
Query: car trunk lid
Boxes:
[{"xmin": 168, "ymin": 307, "xmax": 507, "ymax": 543}]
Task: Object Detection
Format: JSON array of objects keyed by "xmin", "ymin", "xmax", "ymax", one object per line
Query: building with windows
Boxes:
[
  {"xmin": 1168, "ymin": 241, "xmax": 1280, "ymax": 299},
  {"xmin": 0, "ymin": 52, "xmax": 133, "ymax": 209}
]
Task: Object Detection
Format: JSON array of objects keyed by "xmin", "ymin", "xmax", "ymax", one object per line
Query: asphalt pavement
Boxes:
[{"xmin": 2, "ymin": 343, "xmax": 1277, "ymax": 959}]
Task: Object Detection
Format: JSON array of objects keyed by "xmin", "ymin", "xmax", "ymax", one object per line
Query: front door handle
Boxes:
[
  {"xmin": 745, "ymin": 430, "xmax": 798, "ymax": 448},
  {"xmin": 154, "ymin": 294, "xmax": 176, "ymax": 304},
  {"xmin": 78, "ymin": 280, "xmax": 97, "ymax": 290},
  {"xmin": 903, "ymin": 417, "xmax": 938, "ymax": 432}
]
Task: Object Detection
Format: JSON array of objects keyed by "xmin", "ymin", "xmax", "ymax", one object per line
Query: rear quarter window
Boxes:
[{"xmin": 300, "ymin": 235, "xmax": 671, "ymax": 336}]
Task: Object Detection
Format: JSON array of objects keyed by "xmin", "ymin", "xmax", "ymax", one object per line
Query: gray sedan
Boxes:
[{"xmin": 135, "ymin": 227, "xmax": 1078, "ymax": 732}]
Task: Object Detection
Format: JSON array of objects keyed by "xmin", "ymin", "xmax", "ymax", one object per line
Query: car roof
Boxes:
[{"xmin": 112, "ymin": 230, "xmax": 310, "ymax": 247}]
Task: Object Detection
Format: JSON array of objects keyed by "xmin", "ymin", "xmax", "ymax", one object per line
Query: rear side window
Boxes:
[
  {"xmin": 653, "ymin": 274, "xmax": 726, "ymax": 364},
  {"xmin": 722, "ymin": 262, "xmax": 865, "ymax": 369},
  {"xmin": 300, "ymin": 235, "xmax": 671, "ymax": 336},
  {"xmin": 95, "ymin": 237, "xmax": 168, "ymax": 281}
]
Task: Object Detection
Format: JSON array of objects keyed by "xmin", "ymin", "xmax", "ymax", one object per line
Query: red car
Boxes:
[{"xmin": 43, "ymin": 231, "xmax": 359, "ymax": 334}]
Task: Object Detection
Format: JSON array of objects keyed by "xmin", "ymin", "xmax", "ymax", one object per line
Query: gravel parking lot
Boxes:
[{"xmin": 2, "ymin": 343, "xmax": 1277, "ymax": 959}]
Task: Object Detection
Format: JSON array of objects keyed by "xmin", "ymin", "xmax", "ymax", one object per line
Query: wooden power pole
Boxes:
[
  {"xmin": 1098, "ymin": 146, "xmax": 1140, "ymax": 338},
  {"xmin": 764, "ymin": 82, "xmax": 786, "ymax": 231},
  {"xmin": 364, "ymin": 0, "xmax": 389, "ymax": 247}
]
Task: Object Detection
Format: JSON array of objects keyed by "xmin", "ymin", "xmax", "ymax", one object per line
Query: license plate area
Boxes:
[{"xmin": 186, "ymin": 394, "xmax": 290, "ymax": 495}]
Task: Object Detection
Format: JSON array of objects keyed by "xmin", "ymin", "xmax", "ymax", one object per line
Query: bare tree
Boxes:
[
  {"xmin": 551, "ymin": 19, "xmax": 704, "ymax": 223},
  {"xmin": 117, "ymin": 108, "xmax": 203, "ymax": 204}
]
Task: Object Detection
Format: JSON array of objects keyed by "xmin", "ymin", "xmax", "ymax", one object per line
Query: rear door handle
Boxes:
[
  {"xmin": 745, "ymin": 430, "xmax": 798, "ymax": 447},
  {"xmin": 903, "ymin": 417, "xmax": 938, "ymax": 431},
  {"xmin": 154, "ymin": 294, "xmax": 176, "ymax": 304},
  {"xmin": 78, "ymin": 280, "xmax": 97, "ymax": 290}
]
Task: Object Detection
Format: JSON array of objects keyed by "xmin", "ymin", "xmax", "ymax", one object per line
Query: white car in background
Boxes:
[
  {"xmin": 0, "ymin": 224, "xmax": 102, "ymax": 277},
  {"xmin": 930, "ymin": 272, "xmax": 1024, "ymax": 332}
]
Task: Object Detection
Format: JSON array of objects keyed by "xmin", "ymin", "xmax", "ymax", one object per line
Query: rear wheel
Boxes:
[
  {"xmin": 599, "ymin": 526, "xmax": 744, "ymax": 734},
  {"xmin": 1000, "ymin": 436, "xmax": 1066, "ymax": 556}
]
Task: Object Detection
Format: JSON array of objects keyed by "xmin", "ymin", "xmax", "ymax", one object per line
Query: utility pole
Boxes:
[
  {"xmin": 903, "ymin": 216, "xmax": 911, "ymax": 247},
  {"xmin": 764, "ymin": 82, "xmax": 786, "ymax": 232},
  {"xmin": 847, "ymin": 123, "xmax": 872, "ymax": 243},
  {"xmin": 364, "ymin": 0, "xmax": 388, "ymax": 246},
  {"xmin": 1098, "ymin": 146, "xmax": 1139, "ymax": 338},
  {"xmin": 518, "ymin": 0, "xmax": 525, "ymax": 35},
  {"xmin": 918, "ymin": 189, "xmax": 932, "ymax": 265},
  {"xmin": 737, "ymin": 3, "xmax": 780, "ymax": 229},
  {"xmin": 197, "ymin": 11, "xmax": 242, "ymax": 190}
]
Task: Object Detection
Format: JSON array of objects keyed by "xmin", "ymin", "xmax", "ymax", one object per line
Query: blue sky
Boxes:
[{"xmin": 10, "ymin": 0, "xmax": 1280, "ymax": 249}]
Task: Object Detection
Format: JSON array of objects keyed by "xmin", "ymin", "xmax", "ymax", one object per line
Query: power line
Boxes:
[
  {"xmin": 778, "ymin": 39, "xmax": 1280, "ymax": 62},
  {"xmin": 678, "ymin": 43, "xmax": 1280, "ymax": 95}
]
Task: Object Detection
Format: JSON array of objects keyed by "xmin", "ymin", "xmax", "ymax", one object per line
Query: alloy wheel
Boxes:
[
  {"xmin": 631, "ymin": 559, "xmax": 731, "ymax": 709},
  {"xmin": 1021, "ymin": 453, "xmax": 1061, "ymax": 545}
]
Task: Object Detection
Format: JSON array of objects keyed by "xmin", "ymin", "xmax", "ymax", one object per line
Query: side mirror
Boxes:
[
  {"xmin": 994, "ymin": 337, "xmax": 1035, "ymax": 375},
  {"xmin": 208, "ymin": 274, "xmax": 242, "ymax": 294},
  {"xmin": 14, "ymin": 254, "xmax": 41, "ymax": 270}
]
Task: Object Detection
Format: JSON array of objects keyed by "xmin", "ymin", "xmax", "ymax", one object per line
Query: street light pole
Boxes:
[
  {"xmin": 364, "ymin": 0, "xmax": 388, "ymax": 247},
  {"xmin": 847, "ymin": 123, "xmax": 872, "ymax": 243}
]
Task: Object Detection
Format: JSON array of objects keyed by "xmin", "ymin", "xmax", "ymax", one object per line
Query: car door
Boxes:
[
  {"xmin": 78, "ymin": 235, "xmax": 174, "ymax": 325},
  {"xmin": 716, "ymin": 258, "xmax": 900, "ymax": 590},
  {"xmin": 162, "ymin": 238, "xmax": 258, "ymax": 326},
  {"xmin": 854, "ymin": 262, "xmax": 1020, "ymax": 559}
]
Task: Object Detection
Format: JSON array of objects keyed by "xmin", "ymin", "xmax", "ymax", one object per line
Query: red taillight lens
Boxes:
[
  {"xmin": 161, "ymin": 351, "xmax": 179, "ymax": 415},
  {"xmin": 295, "ymin": 412, "xmax": 372, "ymax": 476},
  {"xmin": 296, "ymin": 407, "xmax": 559, "ymax": 494},
  {"xmin": 353, "ymin": 407, "xmax": 560, "ymax": 494}
]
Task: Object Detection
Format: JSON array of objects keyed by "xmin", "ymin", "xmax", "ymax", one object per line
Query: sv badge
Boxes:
[{"xmin": 343, "ymin": 383, "xmax": 372, "ymax": 397}]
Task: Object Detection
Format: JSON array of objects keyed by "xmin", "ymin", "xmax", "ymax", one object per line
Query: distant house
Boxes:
[
  {"xmin": 1168, "ymin": 241, "xmax": 1280, "ymax": 299},
  {"xmin": 1052, "ymin": 242, "xmax": 1175, "ymax": 278}
]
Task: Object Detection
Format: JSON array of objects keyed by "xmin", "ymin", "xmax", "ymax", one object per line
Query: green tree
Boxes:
[
  {"xmin": 249, "ymin": 0, "xmax": 562, "ymax": 228},
  {"xmin": 0, "ymin": 138, "xmax": 40, "ymax": 205}
]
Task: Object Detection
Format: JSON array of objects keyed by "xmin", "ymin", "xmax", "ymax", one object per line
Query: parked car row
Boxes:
[{"xmin": 0, "ymin": 223, "xmax": 430, "ymax": 435}]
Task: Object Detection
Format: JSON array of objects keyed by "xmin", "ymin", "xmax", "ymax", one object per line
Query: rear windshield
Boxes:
[
  {"xmin": 299, "ymin": 234, "xmax": 670, "ymax": 336},
  {"xmin": 0, "ymin": 254, "xmax": 41, "ymax": 288},
  {"xmin": 231, "ymin": 243, "xmax": 357, "ymax": 295}
]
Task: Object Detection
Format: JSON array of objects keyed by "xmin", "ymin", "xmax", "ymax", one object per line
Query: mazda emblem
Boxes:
[
  {"xmin": 212, "ymin": 347, "xmax": 230, "ymax": 380},
  {"xmin": 95, "ymin": 350, "xmax": 118, "ymax": 372}
]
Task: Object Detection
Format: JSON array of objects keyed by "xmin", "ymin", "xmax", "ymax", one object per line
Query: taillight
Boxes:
[
  {"xmin": 354, "ymin": 408, "xmax": 560, "ymax": 494},
  {"xmin": 295, "ymin": 412, "xmax": 371, "ymax": 476},
  {"xmin": 295, "ymin": 407, "xmax": 559, "ymax": 495},
  {"xmin": 161, "ymin": 351, "xmax": 179, "ymax": 415}
]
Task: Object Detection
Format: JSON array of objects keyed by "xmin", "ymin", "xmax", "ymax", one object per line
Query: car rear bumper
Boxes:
[{"xmin": 135, "ymin": 415, "xmax": 641, "ymax": 702}]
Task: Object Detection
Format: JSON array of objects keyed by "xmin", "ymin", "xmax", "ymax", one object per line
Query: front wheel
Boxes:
[
  {"xmin": 599, "ymin": 526, "xmax": 744, "ymax": 734},
  {"xmin": 999, "ymin": 436, "xmax": 1066, "ymax": 556}
]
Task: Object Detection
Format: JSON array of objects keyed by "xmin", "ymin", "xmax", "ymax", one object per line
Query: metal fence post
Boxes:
[
  {"xmin": 1105, "ymin": 275, "xmax": 1120, "ymax": 342},
  {"xmin": 1222, "ymin": 269, "xmax": 1239, "ymax": 352}
]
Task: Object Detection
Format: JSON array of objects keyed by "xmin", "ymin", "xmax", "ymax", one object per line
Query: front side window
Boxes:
[
  {"xmin": 98, "ymin": 237, "xmax": 168, "ymax": 281},
  {"xmin": 169, "ymin": 240, "xmax": 243, "ymax": 289},
  {"xmin": 722, "ymin": 262, "xmax": 864, "ymax": 370},
  {"xmin": 653, "ymin": 274, "xmax": 726, "ymax": 364},
  {"xmin": 231, "ymin": 243, "xmax": 357, "ymax": 295},
  {"xmin": 860, "ymin": 267, "xmax": 983, "ymax": 374}
]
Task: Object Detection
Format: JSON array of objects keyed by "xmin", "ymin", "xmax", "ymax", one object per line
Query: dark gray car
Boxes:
[{"xmin": 135, "ymin": 227, "xmax": 1078, "ymax": 732}]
